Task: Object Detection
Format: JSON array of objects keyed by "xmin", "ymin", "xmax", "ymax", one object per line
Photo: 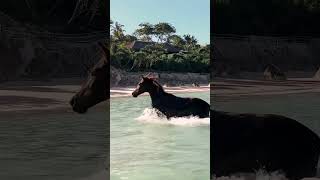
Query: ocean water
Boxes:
[
  {"xmin": 213, "ymin": 93, "xmax": 320, "ymax": 135},
  {"xmin": 213, "ymin": 93, "xmax": 320, "ymax": 180},
  {"xmin": 110, "ymin": 92, "xmax": 210, "ymax": 180},
  {"xmin": 0, "ymin": 109, "xmax": 108, "ymax": 180}
]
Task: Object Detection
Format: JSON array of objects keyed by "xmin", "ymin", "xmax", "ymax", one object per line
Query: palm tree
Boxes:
[
  {"xmin": 131, "ymin": 51, "xmax": 147, "ymax": 70},
  {"xmin": 112, "ymin": 22, "xmax": 125, "ymax": 42},
  {"xmin": 183, "ymin": 34, "xmax": 198, "ymax": 50}
]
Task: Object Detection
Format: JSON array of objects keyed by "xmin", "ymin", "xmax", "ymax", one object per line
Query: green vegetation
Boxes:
[
  {"xmin": 110, "ymin": 21, "xmax": 210, "ymax": 73},
  {"xmin": 0, "ymin": 0, "xmax": 106, "ymax": 33},
  {"xmin": 214, "ymin": 0, "xmax": 320, "ymax": 36}
]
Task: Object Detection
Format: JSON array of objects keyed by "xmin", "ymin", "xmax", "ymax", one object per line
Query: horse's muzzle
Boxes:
[
  {"xmin": 70, "ymin": 96, "xmax": 88, "ymax": 114},
  {"xmin": 132, "ymin": 92, "xmax": 138, "ymax": 97}
]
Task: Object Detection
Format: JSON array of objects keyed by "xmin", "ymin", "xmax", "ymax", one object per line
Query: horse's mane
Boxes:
[{"xmin": 151, "ymin": 79, "xmax": 165, "ymax": 94}]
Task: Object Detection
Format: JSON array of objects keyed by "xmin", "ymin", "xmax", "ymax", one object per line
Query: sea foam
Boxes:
[{"xmin": 135, "ymin": 108, "xmax": 210, "ymax": 127}]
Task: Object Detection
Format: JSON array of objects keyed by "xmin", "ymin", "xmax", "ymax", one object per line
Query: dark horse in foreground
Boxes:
[
  {"xmin": 70, "ymin": 45, "xmax": 320, "ymax": 179},
  {"xmin": 69, "ymin": 42, "xmax": 109, "ymax": 114},
  {"xmin": 211, "ymin": 110, "xmax": 320, "ymax": 179},
  {"xmin": 131, "ymin": 76, "xmax": 210, "ymax": 118}
]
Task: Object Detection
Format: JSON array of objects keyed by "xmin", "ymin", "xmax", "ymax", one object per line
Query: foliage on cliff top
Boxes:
[
  {"xmin": 110, "ymin": 21, "xmax": 209, "ymax": 73},
  {"xmin": 214, "ymin": 0, "xmax": 320, "ymax": 36},
  {"xmin": 0, "ymin": 0, "xmax": 107, "ymax": 33}
]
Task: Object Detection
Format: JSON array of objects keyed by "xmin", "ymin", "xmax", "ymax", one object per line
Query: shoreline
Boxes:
[
  {"xmin": 0, "ymin": 78, "xmax": 319, "ymax": 114},
  {"xmin": 111, "ymin": 85, "xmax": 210, "ymax": 98},
  {"xmin": 0, "ymin": 79, "xmax": 209, "ymax": 114},
  {"xmin": 212, "ymin": 78, "xmax": 320, "ymax": 99}
]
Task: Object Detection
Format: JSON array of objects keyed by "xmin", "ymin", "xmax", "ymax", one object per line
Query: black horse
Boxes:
[
  {"xmin": 69, "ymin": 42, "xmax": 109, "ymax": 114},
  {"xmin": 132, "ymin": 76, "xmax": 210, "ymax": 119},
  {"xmin": 211, "ymin": 110, "xmax": 320, "ymax": 179}
]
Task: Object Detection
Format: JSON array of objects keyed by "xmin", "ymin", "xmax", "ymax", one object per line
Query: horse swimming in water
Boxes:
[{"xmin": 132, "ymin": 76, "xmax": 210, "ymax": 119}]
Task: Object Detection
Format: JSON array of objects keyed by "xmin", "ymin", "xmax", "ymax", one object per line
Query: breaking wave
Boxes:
[{"xmin": 135, "ymin": 108, "xmax": 210, "ymax": 127}]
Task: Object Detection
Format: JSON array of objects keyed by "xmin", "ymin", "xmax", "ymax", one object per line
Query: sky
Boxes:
[{"xmin": 111, "ymin": 0, "xmax": 210, "ymax": 45}]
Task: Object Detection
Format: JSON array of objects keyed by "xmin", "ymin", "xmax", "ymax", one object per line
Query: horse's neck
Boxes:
[{"xmin": 148, "ymin": 87, "xmax": 165, "ymax": 105}]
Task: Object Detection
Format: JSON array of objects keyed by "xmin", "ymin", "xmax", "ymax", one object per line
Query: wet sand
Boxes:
[
  {"xmin": 1, "ymin": 78, "xmax": 320, "ymax": 113},
  {"xmin": 212, "ymin": 78, "xmax": 320, "ymax": 100},
  {"xmin": 0, "ymin": 79, "xmax": 209, "ymax": 113}
]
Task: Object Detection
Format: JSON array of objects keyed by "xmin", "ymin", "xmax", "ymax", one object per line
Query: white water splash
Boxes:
[
  {"xmin": 135, "ymin": 108, "xmax": 210, "ymax": 127},
  {"xmin": 212, "ymin": 169, "xmax": 320, "ymax": 180},
  {"xmin": 212, "ymin": 170, "xmax": 289, "ymax": 180}
]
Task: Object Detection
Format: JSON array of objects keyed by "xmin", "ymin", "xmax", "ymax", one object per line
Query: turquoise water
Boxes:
[
  {"xmin": 213, "ymin": 93, "xmax": 320, "ymax": 136},
  {"xmin": 110, "ymin": 92, "xmax": 210, "ymax": 180},
  {"xmin": 0, "ymin": 109, "xmax": 108, "ymax": 180}
]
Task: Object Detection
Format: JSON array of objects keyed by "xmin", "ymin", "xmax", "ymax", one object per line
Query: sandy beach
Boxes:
[
  {"xmin": 0, "ymin": 79, "xmax": 209, "ymax": 114},
  {"xmin": 212, "ymin": 78, "xmax": 320, "ymax": 98},
  {"xmin": 1, "ymin": 77, "xmax": 320, "ymax": 113}
]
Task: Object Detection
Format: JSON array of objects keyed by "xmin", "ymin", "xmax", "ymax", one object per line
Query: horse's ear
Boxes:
[
  {"xmin": 141, "ymin": 76, "xmax": 148, "ymax": 80},
  {"xmin": 145, "ymin": 73, "xmax": 151, "ymax": 78}
]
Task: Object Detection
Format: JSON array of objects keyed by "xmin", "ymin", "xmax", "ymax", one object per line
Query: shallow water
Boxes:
[
  {"xmin": 0, "ymin": 109, "xmax": 108, "ymax": 180},
  {"xmin": 213, "ymin": 92, "xmax": 320, "ymax": 179},
  {"xmin": 213, "ymin": 93, "xmax": 320, "ymax": 136},
  {"xmin": 110, "ymin": 92, "xmax": 210, "ymax": 180}
]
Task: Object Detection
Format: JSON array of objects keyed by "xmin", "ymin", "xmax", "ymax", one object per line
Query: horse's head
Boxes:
[
  {"xmin": 132, "ymin": 75, "xmax": 160, "ymax": 97},
  {"xmin": 70, "ymin": 43, "xmax": 110, "ymax": 114}
]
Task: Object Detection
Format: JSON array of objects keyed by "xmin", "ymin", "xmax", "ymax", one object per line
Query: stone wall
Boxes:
[{"xmin": 110, "ymin": 66, "xmax": 210, "ymax": 87}]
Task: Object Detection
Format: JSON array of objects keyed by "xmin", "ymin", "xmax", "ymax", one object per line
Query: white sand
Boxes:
[
  {"xmin": 0, "ymin": 79, "xmax": 209, "ymax": 113},
  {"xmin": 212, "ymin": 78, "xmax": 320, "ymax": 98},
  {"xmin": 1, "ymin": 78, "xmax": 319, "ymax": 113}
]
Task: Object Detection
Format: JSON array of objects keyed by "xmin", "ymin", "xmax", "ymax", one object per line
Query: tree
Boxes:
[
  {"xmin": 183, "ymin": 34, "xmax": 198, "ymax": 50},
  {"xmin": 112, "ymin": 22, "xmax": 125, "ymax": 42},
  {"xmin": 134, "ymin": 23, "xmax": 154, "ymax": 42},
  {"xmin": 154, "ymin": 22, "xmax": 176, "ymax": 42},
  {"xmin": 110, "ymin": 20, "xmax": 209, "ymax": 73},
  {"xmin": 168, "ymin": 35, "xmax": 186, "ymax": 48}
]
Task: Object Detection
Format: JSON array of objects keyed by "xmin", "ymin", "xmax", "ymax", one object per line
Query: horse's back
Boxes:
[
  {"xmin": 211, "ymin": 110, "xmax": 320, "ymax": 179},
  {"xmin": 153, "ymin": 94, "xmax": 209, "ymax": 118}
]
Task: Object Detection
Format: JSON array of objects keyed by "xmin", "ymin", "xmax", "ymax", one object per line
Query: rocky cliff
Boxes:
[{"xmin": 0, "ymin": 2, "xmax": 107, "ymax": 82}]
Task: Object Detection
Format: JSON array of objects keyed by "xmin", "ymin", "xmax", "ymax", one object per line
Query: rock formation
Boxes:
[
  {"xmin": 263, "ymin": 64, "xmax": 287, "ymax": 80},
  {"xmin": 314, "ymin": 67, "xmax": 320, "ymax": 79},
  {"xmin": 110, "ymin": 66, "xmax": 122, "ymax": 87}
]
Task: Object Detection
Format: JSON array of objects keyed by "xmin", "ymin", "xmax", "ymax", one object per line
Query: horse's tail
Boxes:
[
  {"xmin": 205, "ymin": 102, "xmax": 211, "ymax": 118},
  {"xmin": 315, "ymin": 135, "xmax": 320, "ymax": 177}
]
